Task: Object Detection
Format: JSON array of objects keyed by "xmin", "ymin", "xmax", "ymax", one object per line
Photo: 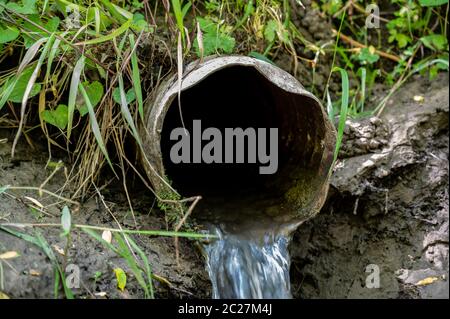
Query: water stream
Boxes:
[{"xmin": 204, "ymin": 225, "xmax": 292, "ymax": 299}]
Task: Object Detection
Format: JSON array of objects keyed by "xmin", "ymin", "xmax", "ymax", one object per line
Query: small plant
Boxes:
[{"xmin": 194, "ymin": 16, "xmax": 235, "ymax": 57}]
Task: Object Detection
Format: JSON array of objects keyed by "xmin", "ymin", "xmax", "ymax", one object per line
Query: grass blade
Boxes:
[
  {"xmin": 77, "ymin": 19, "xmax": 131, "ymax": 46},
  {"xmin": 67, "ymin": 55, "xmax": 85, "ymax": 138},
  {"xmin": 326, "ymin": 88, "xmax": 334, "ymax": 121},
  {"xmin": 332, "ymin": 67, "xmax": 349, "ymax": 163},
  {"xmin": 45, "ymin": 37, "xmax": 62, "ymax": 82},
  {"xmin": 124, "ymin": 234, "xmax": 154, "ymax": 298},
  {"xmin": 0, "ymin": 37, "xmax": 47, "ymax": 110},
  {"xmin": 129, "ymin": 34, "xmax": 144, "ymax": 122},
  {"xmin": 114, "ymin": 233, "xmax": 149, "ymax": 298},
  {"xmin": 78, "ymin": 82, "xmax": 115, "ymax": 173},
  {"xmin": 118, "ymin": 74, "xmax": 142, "ymax": 146},
  {"xmin": 12, "ymin": 35, "xmax": 55, "ymax": 157},
  {"xmin": 0, "ymin": 226, "xmax": 74, "ymax": 299},
  {"xmin": 359, "ymin": 67, "xmax": 366, "ymax": 113},
  {"xmin": 171, "ymin": 0, "xmax": 185, "ymax": 39}
]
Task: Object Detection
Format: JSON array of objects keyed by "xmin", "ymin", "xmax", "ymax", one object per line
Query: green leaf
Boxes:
[
  {"xmin": 79, "ymin": 82, "xmax": 115, "ymax": 173},
  {"xmin": 131, "ymin": 13, "xmax": 152, "ymax": 32},
  {"xmin": 196, "ymin": 17, "xmax": 216, "ymax": 34},
  {"xmin": 194, "ymin": 17, "xmax": 235, "ymax": 56},
  {"xmin": 356, "ymin": 47, "xmax": 380, "ymax": 65},
  {"xmin": 41, "ymin": 104, "xmax": 69, "ymax": 129},
  {"xmin": 420, "ymin": 34, "xmax": 448, "ymax": 51},
  {"xmin": 248, "ymin": 51, "xmax": 274, "ymax": 65},
  {"xmin": 86, "ymin": 7, "xmax": 112, "ymax": 32},
  {"xmin": 4, "ymin": 67, "xmax": 41, "ymax": 103},
  {"xmin": 264, "ymin": 20, "xmax": 277, "ymax": 43},
  {"xmin": 112, "ymin": 87, "xmax": 135, "ymax": 104},
  {"xmin": 331, "ymin": 67, "xmax": 349, "ymax": 163},
  {"xmin": 129, "ymin": 34, "xmax": 144, "ymax": 121},
  {"xmin": 114, "ymin": 268, "xmax": 127, "ymax": 291},
  {"xmin": 5, "ymin": 0, "xmax": 38, "ymax": 14},
  {"xmin": 0, "ymin": 25, "xmax": 20, "ymax": 44},
  {"xmin": 419, "ymin": 0, "xmax": 448, "ymax": 6},
  {"xmin": 396, "ymin": 33, "xmax": 411, "ymax": 48},
  {"xmin": 79, "ymin": 18, "xmax": 132, "ymax": 45},
  {"xmin": 22, "ymin": 15, "xmax": 60, "ymax": 48},
  {"xmin": 77, "ymin": 81, "xmax": 104, "ymax": 116},
  {"xmin": 67, "ymin": 55, "xmax": 85, "ymax": 138},
  {"xmin": 117, "ymin": 75, "xmax": 142, "ymax": 145},
  {"xmin": 61, "ymin": 205, "xmax": 71, "ymax": 236}
]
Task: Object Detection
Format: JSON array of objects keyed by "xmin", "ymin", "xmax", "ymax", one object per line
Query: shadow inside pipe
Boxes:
[{"xmin": 161, "ymin": 66, "xmax": 327, "ymax": 223}]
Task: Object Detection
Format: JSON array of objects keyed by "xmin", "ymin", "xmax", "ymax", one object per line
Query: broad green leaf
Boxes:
[
  {"xmin": 41, "ymin": 104, "xmax": 68, "ymax": 129},
  {"xmin": 196, "ymin": 17, "xmax": 216, "ymax": 34},
  {"xmin": 77, "ymin": 81, "xmax": 104, "ymax": 116},
  {"xmin": 61, "ymin": 205, "xmax": 71, "ymax": 236},
  {"xmin": 419, "ymin": 0, "xmax": 448, "ymax": 6},
  {"xmin": 5, "ymin": 0, "xmax": 38, "ymax": 14},
  {"xmin": 22, "ymin": 15, "xmax": 60, "ymax": 48},
  {"xmin": 0, "ymin": 37, "xmax": 46, "ymax": 110},
  {"xmin": 264, "ymin": 20, "xmax": 277, "ymax": 43},
  {"xmin": 0, "ymin": 25, "xmax": 20, "ymax": 44},
  {"xmin": 114, "ymin": 268, "xmax": 127, "ymax": 291},
  {"xmin": 112, "ymin": 87, "xmax": 135, "ymax": 104},
  {"xmin": 356, "ymin": 47, "xmax": 380, "ymax": 65},
  {"xmin": 396, "ymin": 33, "xmax": 411, "ymax": 48},
  {"xmin": 99, "ymin": 0, "xmax": 131, "ymax": 23},
  {"xmin": 420, "ymin": 34, "xmax": 448, "ymax": 51},
  {"xmin": 131, "ymin": 13, "xmax": 152, "ymax": 32},
  {"xmin": 194, "ymin": 17, "xmax": 235, "ymax": 56},
  {"xmin": 5, "ymin": 67, "xmax": 41, "ymax": 103}
]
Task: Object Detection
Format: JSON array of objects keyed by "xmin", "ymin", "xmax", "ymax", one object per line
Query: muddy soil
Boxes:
[
  {"xmin": 291, "ymin": 72, "xmax": 449, "ymax": 299},
  {"xmin": 0, "ymin": 72, "xmax": 448, "ymax": 299},
  {"xmin": 0, "ymin": 135, "xmax": 211, "ymax": 299}
]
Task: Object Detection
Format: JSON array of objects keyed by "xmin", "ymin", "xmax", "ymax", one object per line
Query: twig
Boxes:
[
  {"xmin": 6, "ymin": 186, "xmax": 79, "ymax": 206},
  {"xmin": 375, "ymin": 43, "xmax": 421, "ymax": 116},
  {"xmin": 332, "ymin": 29, "xmax": 401, "ymax": 62},
  {"xmin": 173, "ymin": 196, "xmax": 202, "ymax": 266}
]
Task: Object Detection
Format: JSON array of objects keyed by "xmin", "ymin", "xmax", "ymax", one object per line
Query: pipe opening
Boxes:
[{"xmin": 160, "ymin": 65, "xmax": 328, "ymax": 206}]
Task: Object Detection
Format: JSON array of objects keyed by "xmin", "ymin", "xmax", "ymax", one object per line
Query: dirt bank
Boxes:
[
  {"xmin": 0, "ymin": 137, "xmax": 211, "ymax": 298},
  {"xmin": 290, "ymin": 72, "xmax": 449, "ymax": 299}
]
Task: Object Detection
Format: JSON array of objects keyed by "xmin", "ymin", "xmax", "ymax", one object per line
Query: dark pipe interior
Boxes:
[{"xmin": 161, "ymin": 66, "xmax": 325, "ymax": 201}]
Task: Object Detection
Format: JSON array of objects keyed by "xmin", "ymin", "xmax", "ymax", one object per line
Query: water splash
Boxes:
[{"xmin": 204, "ymin": 226, "xmax": 292, "ymax": 299}]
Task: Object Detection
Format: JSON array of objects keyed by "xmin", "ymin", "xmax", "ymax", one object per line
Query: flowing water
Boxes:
[{"xmin": 204, "ymin": 225, "xmax": 293, "ymax": 299}]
